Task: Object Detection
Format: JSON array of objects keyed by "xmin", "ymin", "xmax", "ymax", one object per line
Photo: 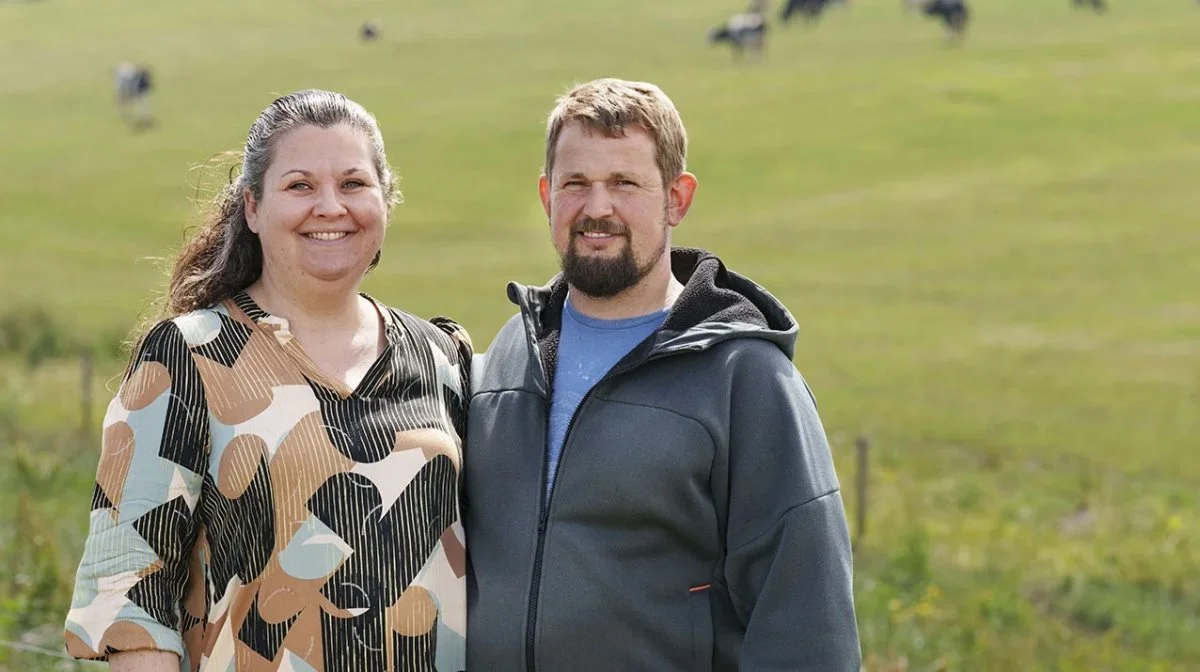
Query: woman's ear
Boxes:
[{"xmin": 244, "ymin": 189, "xmax": 260, "ymax": 233}]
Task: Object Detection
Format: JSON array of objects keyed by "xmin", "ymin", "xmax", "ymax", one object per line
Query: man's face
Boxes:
[{"xmin": 540, "ymin": 123, "xmax": 694, "ymax": 299}]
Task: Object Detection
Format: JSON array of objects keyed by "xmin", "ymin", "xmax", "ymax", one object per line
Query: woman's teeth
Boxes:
[{"xmin": 306, "ymin": 232, "xmax": 348, "ymax": 241}]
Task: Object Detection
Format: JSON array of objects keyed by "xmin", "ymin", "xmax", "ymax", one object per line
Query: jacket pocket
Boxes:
[{"xmin": 689, "ymin": 584, "xmax": 714, "ymax": 672}]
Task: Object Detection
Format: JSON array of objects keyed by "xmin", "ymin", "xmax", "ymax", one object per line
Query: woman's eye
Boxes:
[
  {"xmin": 287, "ymin": 182, "xmax": 311, "ymax": 191},
  {"xmin": 343, "ymin": 180, "xmax": 366, "ymax": 189}
]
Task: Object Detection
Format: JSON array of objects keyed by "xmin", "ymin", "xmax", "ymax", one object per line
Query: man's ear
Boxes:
[
  {"xmin": 538, "ymin": 174, "xmax": 551, "ymax": 219},
  {"xmin": 666, "ymin": 172, "xmax": 698, "ymax": 227}
]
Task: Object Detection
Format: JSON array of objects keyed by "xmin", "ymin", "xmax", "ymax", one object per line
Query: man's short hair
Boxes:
[{"xmin": 544, "ymin": 78, "xmax": 688, "ymax": 186}]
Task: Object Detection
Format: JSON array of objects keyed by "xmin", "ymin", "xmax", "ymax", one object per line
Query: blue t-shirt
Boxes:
[{"xmin": 545, "ymin": 298, "xmax": 668, "ymax": 495}]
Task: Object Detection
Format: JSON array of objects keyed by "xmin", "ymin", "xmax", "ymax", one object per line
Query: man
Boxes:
[{"xmin": 465, "ymin": 78, "xmax": 860, "ymax": 671}]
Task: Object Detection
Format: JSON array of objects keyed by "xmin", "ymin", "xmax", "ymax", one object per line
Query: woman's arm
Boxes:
[
  {"xmin": 109, "ymin": 650, "xmax": 180, "ymax": 671},
  {"xmin": 64, "ymin": 320, "xmax": 210, "ymax": 664}
]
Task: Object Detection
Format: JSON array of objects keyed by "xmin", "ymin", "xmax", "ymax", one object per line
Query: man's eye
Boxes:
[
  {"xmin": 614, "ymin": 180, "xmax": 636, "ymax": 187},
  {"xmin": 563, "ymin": 181, "xmax": 586, "ymax": 189}
]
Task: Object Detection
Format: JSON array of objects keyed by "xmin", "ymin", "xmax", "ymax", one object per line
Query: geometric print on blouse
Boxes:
[{"xmin": 65, "ymin": 292, "xmax": 472, "ymax": 672}]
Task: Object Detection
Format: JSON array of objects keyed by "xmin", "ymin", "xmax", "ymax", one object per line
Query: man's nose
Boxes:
[{"xmin": 582, "ymin": 182, "xmax": 614, "ymax": 220}]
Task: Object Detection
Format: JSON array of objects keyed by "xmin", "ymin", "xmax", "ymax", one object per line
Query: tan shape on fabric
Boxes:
[
  {"xmin": 97, "ymin": 421, "xmax": 136, "ymax": 510},
  {"xmin": 119, "ymin": 360, "xmax": 171, "ymax": 411},
  {"xmin": 256, "ymin": 558, "xmax": 327, "ymax": 625},
  {"xmin": 236, "ymin": 640, "xmax": 278, "ymax": 672},
  {"xmin": 440, "ymin": 527, "xmax": 467, "ymax": 579},
  {"xmin": 396, "ymin": 427, "xmax": 461, "ymax": 471},
  {"xmin": 100, "ymin": 621, "xmax": 159, "ymax": 652},
  {"xmin": 218, "ymin": 301, "xmax": 309, "ymax": 380},
  {"xmin": 193, "ymin": 356, "xmax": 274, "ymax": 427},
  {"xmin": 255, "ymin": 315, "xmax": 294, "ymax": 346},
  {"xmin": 211, "ymin": 579, "xmax": 272, "ymax": 669},
  {"xmin": 182, "ymin": 618, "xmax": 206, "ymax": 672},
  {"xmin": 279, "ymin": 604, "xmax": 324, "ymax": 665},
  {"xmin": 202, "ymin": 610, "xmax": 227, "ymax": 659},
  {"xmin": 225, "ymin": 578, "xmax": 261, "ymax": 643},
  {"xmin": 216, "ymin": 434, "xmax": 269, "ymax": 499},
  {"xmin": 243, "ymin": 328, "xmax": 311, "ymax": 384},
  {"xmin": 268, "ymin": 413, "xmax": 354, "ymax": 550},
  {"xmin": 64, "ymin": 631, "xmax": 97, "ymax": 657},
  {"xmin": 318, "ymin": 596, "xmax": 358, "ymax": 621},
  {"xmin": 136, "ymin": 558, "xmax": 164, "ymax": 579},
  {"xmin": 387, "ymin": 585, "xmax": 438, "ymax": 637}
]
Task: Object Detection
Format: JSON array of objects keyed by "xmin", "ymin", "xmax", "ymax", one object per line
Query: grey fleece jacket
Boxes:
[{"xmin": 464, "ymin": 248, "xmax": 860, "ymax": 671}]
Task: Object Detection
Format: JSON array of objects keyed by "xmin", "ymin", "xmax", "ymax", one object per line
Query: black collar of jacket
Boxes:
[{"xmin": 506, "ymin": 247, "xmax": 793, "ymax": 389}]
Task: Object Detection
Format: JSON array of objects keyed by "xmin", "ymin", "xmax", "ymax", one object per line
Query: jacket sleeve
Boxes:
[
  {"xmin": 722, "ymin": 344, "xmax": 861, "ymax": 671},
  {"xmin": 64, "ymin": 320, "xmax": 209, "ymax": 661}
]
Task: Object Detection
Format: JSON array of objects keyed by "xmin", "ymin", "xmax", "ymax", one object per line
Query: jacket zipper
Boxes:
[
  {"xmin": 522, "ymin": 349, "xmax": 670, "ymax": 672},
  {"xmin": 524, "ymin": 386, "xmax": 596, "ymax": 672}
]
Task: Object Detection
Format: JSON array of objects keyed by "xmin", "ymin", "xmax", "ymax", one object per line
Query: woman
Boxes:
[{"xmin": 64, "ymin": 89, "xmax": 471, "ymax": 671}]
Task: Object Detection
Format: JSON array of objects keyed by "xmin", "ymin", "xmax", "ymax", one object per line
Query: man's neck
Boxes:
[{"xmin": 568, "ymin": 265, "xmax": 684, "ymax": 321}]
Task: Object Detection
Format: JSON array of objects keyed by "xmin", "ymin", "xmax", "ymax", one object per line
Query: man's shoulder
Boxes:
[
  {"xmin": 487, "ymin": 312, "xmax": 528, "ymax": 349},
  {"xmin": 473, "ymin": 313, "xmax": 534, "ymax": 396},
  {"xmin": 705, "ymin": 335, "xmax": 796, "ymax": 371}
]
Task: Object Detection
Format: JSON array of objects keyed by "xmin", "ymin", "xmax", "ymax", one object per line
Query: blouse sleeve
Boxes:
[
  {"xmin": 64, "ymin": 319, "xmax": 209, "ymax": 661},
  {"xmin": 430, "ymin": 316, "xmax": 473, "ymax": 438}
]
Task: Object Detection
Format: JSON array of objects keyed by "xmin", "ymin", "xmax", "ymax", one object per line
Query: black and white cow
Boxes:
[
  {"xmin": 913, "ymin": 0, "xmax": 970, "ymax": 40},
  {"xmin": 708, "ymin": 12, "xmax": 768, "ymax": 60},
  {"xmin": 114, "ymin": 62, "xmax": 155, "ymax": 130},
  {"xmin": 1071, "ymin": 0, "xmax": 1107, "ymax": 13},
  {"xmin": 779, "ymin": 0, "xmax": 838, "ymax": 23}
]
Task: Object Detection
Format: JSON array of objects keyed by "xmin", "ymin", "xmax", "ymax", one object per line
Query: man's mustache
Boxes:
[{"xmin": 571, "ymin": 218, "xmax": 628, "ymax": 236}]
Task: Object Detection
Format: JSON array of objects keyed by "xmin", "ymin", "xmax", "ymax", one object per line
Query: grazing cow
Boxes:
[
  {"xmin": 912, "ymin": 0, "xmax": 970, "ymax": 40},
  {"xmin": 708, "ymin": 12, "xmax": 767, "ymax": 60},
  {"xmin": 114, "ymin": 62, "xmax": 155, "ymax": 131},
  {"xmin": 779, "ymin": 0, "xmax": 839, "ymax": 23},
  {"xmin": 1071, "ymin": 0, "xmax": 1107, "ymax": 13}
]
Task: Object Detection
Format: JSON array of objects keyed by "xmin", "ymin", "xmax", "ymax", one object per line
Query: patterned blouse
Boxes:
[{"xmin": 65, "ymin": 293, "xmax": 471, "ymax": 672}]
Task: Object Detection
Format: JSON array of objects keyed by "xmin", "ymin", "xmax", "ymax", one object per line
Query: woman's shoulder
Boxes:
[
  {"xmin": 132, "ymin": 303, "xmax": 237, "ymax": 360},
  {"xmin": 170, "ymin": 302, "xmax": 239, "ymax": 346},
  {"xmin": 376, "ymin": 302, "xmax": 473, "ymax": 355},
  {"xmin": 428, "ymin": 316, "xmax": 473, "ymax": 353}
]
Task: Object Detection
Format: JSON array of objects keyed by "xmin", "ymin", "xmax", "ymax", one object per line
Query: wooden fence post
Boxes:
[
  {"xmin": 80, "ymin": 350, "xmax": 93, "ymax": 439},
  {"xmin": 855, "ymin": 435, "xmax": 869, "ymax": 548}
]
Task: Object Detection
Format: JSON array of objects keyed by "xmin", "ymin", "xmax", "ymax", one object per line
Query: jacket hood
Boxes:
[{"xmin": 506, "ymin": 248, "xmax": 798, "ymax": 384}]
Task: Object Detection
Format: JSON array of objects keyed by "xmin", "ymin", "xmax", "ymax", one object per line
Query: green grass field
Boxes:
[{"xmin": 2, "ymin": 0, "xmax": 1198, "ymax": 668}]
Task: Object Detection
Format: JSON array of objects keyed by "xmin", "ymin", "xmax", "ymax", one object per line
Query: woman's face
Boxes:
[{"xmin": 245, "ymin": 123, "xmax": 387, "ymax": 289}]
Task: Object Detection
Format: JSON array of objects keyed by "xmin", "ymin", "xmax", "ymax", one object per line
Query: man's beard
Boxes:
[{"xmin": 560, "ymin": 217, "xmax": 663, "ymax": 299}]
